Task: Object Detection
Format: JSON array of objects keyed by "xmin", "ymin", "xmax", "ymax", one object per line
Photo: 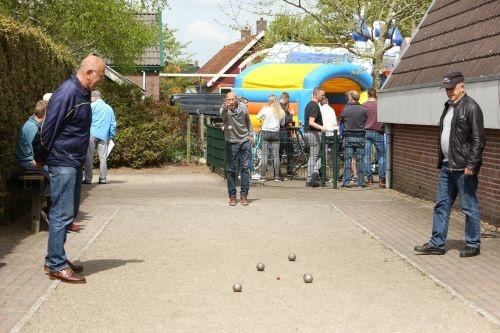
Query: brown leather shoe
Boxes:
[
  {"xmin": 379, "ymin": 177, "xmax": 386, "ymax": 188},
  {"xmin": 229, "ymin": 196, "xmax": 237, "ymax": 206},
  {"xmin": 240, "ymin": 196, "xmax": 249, "ymax": 206},
  {"xmin": 366, "ymin": 179, "xmax": 374, "ymax": 185},
  {"xmin": 44, "ymin": 261, "xmax": 84, "ymax": 274},
  {"xmin": 49, "ymin": 268, "xmax": 86, "ymax": 284}
]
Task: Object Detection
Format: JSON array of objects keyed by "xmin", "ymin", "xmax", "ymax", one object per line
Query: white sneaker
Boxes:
[{"xmin": 251, "ymin": 173, "xmax": 261, "ymax": 180}]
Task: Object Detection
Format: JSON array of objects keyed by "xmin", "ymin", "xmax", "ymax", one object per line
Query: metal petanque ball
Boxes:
[
  {"xmin": 303, "ymin": 273, "xmax": 313, "ymax": 283},
  {"xmin": 288, "ymin": 254, "xmax": 296, "ymax": 261},
  {"xmin": 233, "ymin": 283, "xmax": 242, "ymax": 292},
  {"xmin": 256, "ymin": 263, "xmax": 265, "ymax": 271}
]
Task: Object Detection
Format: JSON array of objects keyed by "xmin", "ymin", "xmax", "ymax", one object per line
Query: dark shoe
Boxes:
[
  {"xmin": 366, "ymin": 179, "xmax": 374, "ymax": 186},
  {"xmin": 82, "ymin": 179, "xmax": 92, "ymax": 185},
  {"xmin": 240, "ymin": 196, "xmax": 249, "ymax": 206},
  {"xmin": 357, "ymin": 185, "xmax": 366, "ymax": 189},
  {"xmin": 306, "ymin": 180, "xmax": 320, "ymax": 187},
  {"xmin": 44, "ymin": 260, "xmax": 83, "ymax": 274},
  {"xmin": 69, "ymin": 223, "xmax": 81, "ymax": 232},
  {"xmin": 379, "ymin": 177, "xmax": 386, "ymax": 188},
  {"xmin": 460, "ymin": 246, "xmax": 480, "ymax": 258},
  {"xmin": 414, "ymin": 242, "xmax": 445, "ymax": 255},
  {"xmin": 229, "ymin": 197, "xmax": 237, "ymax": 206},
  {"xmin": 49, "ymin": 268, "xmax": 86, "ymax": 284},
  {"xmin": 98, "ymin": 179, "xmax": 106, "ymax": 184}
]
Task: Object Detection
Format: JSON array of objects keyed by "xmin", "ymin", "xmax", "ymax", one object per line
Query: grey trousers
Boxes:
[
  {"xmin": 84, "ymin": 136, "xmax": 108, "ymax": 182},
  {"xmin": 305, "ymin": 132, "xmax": 321, "ymax": 182},
  {"xmin": 261, "ymin": 136, "xmax": 280, "ymax": 178}
]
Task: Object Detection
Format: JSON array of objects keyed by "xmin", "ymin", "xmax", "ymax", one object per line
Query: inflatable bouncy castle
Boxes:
[{"xmin": 232, "ymin": 62, "xmax": 373, "ymax": 130}]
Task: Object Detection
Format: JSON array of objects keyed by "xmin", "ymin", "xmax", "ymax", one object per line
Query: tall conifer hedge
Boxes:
[{"xmin": 0, "ymin": 14, "xmax": 74, "ymax": 221}]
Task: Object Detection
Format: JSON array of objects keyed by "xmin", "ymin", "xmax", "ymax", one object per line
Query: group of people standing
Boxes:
[
  {"xmin": 220, "ymin": 86, "xmax": 386, "ymax": 204},
  {"xmin": 15, "ymin": 55, "xmax": 116, "ymax": 283},
  {"xmin": 303, "ymin": 87, "xmax": 385, "ymax": 188}
]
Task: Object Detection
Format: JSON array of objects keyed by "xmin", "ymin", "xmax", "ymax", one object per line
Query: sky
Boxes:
[{"xmin": 162, "ymin": 0, "xmax": 290, "ymax": 67}]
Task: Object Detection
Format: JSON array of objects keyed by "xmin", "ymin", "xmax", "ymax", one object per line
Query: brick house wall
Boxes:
[
  {"xmin": 125, "ymin": 72, "xmax": 160, "ymax": 101},
  {"xmin": 392, "ymin": 124, "xmax": 500, "ymax": 226}
]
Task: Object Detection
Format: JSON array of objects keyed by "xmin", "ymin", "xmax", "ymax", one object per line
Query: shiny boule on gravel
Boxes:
[
  {"xmin": 303, "ymin": 273, "xmax": 313, "ymax": 283},
  {"xmin": 233, "ymin": 283, "xmax": 242, "ymax": 292},
  {"xmin": 288, "ymin": 254, "xmax": 296, "ymax": 261},
  {"xmin": 256, "ymin": 263, "xmax": 265, "ymax": 271}
]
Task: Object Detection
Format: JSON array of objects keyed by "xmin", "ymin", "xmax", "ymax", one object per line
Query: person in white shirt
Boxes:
[
  {"xmin": 257, "ymin": 95, "xmax": 285, "ymax": 181},
  {"xmin": 320, "ymin": 96, "xmax": 338, "ymax": 136}
]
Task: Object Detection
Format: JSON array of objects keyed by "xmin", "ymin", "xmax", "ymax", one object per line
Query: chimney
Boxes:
[
  {"xmin": 240, "ymin": 24, "xmax": 252, "ymax": 40},
  {"xmin": 256, "ymin": 18, "xmax": 267, "ymax": 34}
]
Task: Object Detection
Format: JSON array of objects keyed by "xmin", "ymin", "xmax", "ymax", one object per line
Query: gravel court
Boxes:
[{"xmin": 21, "ymin": 169, "xmax": 499, "ymax": 332}]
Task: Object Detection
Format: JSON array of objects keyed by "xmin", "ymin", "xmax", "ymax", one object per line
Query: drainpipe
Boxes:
[
  {"xmin": 385, "ymin": 123, "xmax": 393, "ymax": 189},
  {"xmin": 142, "ymin": 71, "xmax": 146, "ymax": 91}
]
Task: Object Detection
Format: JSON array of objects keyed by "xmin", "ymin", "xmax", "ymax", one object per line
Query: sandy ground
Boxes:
[{"xmin": 22, "ymin": 168, "xmax": 499, "ymax": 332}]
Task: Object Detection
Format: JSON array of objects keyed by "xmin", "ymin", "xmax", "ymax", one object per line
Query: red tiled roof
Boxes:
[
  {"xmin": 197, "ymin": 35, "xmax": 259, "ymax": 74},
  {"xmin": 384, "ymin": 0, "xmax": 500, "ymax": 89}
]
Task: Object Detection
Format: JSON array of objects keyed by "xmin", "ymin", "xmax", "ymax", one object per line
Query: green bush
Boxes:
[
  {"xmin": 0, "ymin": 14, "xmax": 74, "ymax": 222},
  {"xmin": 97, "ymin": 81, "xmax": 189, "ymax": 168}
]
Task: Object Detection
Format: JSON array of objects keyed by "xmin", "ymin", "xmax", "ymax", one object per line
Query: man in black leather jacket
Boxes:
[{"xmin": 415, "ymin": 72, "xmax": 485, "ymax": 258}]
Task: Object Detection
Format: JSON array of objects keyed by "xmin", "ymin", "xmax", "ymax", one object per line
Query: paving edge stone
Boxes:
[
  {"xmin": 8, "ymin": 207, "xmax": 120, "ymax": 333},
  {"xmin": 329, "ymin": 204, "xmax": 500, "ymax": 327}
]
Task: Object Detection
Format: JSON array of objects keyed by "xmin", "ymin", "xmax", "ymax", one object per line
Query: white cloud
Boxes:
[{"xmin": 185, "ymin": 20, "xmax": 234, "ymax": 44}]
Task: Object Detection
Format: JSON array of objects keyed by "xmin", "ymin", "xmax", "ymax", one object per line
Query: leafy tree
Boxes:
[
  {"xmin": 0, "ymin": 0, "xmax": 161, "ymax": 66},
  {"xmin": 128, "ymin": 0, "xmax": 169, "ymax": 12},
  {"xmin": 269, "ymin": 0, "xmax": 432, "ymax": 87},
  {"xmin": 262, "ymin": 11, "xmax": 328, "ymax": 48},
  {"xmin": 163, "ymin": 25, "xmax": 192, "ymax": 67},
  {"xmin": 160, "ymin": 25, "xmax": 195, "ymax": 100}
]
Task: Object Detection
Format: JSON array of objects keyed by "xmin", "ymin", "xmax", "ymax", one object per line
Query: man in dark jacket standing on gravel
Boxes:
[
  {"xmin": 339, "ymin": 90, "xmax": 367, "ymax": 188},
  {"xmin": 35, "ymin": 55, "xmax": 106, "ymax": 283},
  {"xmin": 415, "ymin": 72, "xmax": 485, "ymax": 258}
]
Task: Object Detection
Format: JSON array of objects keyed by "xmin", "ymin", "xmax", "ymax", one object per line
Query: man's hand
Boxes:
[{"xmin": 464, "ymin": 167, "xmax": 474, "ymax": 176}]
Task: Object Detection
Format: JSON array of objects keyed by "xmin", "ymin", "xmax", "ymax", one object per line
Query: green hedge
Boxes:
[
  {"xmin": 0, "ymin": 14, "xmax": 75, "ymax": 222},
  {"xmin": 97, "ymin": 81, "xmax": 189, "ymax": 169}
]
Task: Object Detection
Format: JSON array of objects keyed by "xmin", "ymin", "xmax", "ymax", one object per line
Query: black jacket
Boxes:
[
  {"xmin": 437, "ymin": 94, "xmax": 485, "ymax": 172},
  {"xmin": 339, "ymin": 102, "xmax": 367, "ymax": 137}
]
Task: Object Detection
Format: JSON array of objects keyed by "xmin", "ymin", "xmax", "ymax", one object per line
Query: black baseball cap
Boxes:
[{"xmin": 441, "ymin": 72, "xmax": 464, "ymax": 89}]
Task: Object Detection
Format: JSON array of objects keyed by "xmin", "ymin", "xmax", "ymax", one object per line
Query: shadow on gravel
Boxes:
[{"xmin": 80, "ymin": 259, "xmax": 144, "ymax": 276}]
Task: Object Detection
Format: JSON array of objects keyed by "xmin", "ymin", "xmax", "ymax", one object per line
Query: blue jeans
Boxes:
[
  {"xmin": 364, "ymin": 130, "xmax": 386, "ymax": 180},
  {"xmin": 226, "ymin": 140, "xmax": 250, "ymax": 198},
  {"xmin": 342, "ymin": 135, "xmax": 365, "ymax": 187},
  {"xmin": 240, "ymin": 145, "xmax": 254, "ymax": 172},
  {"xmin": 430, "ymin": 165, "xmax": 481, "ymax": 248},
  {"xmin": 45, "ymin": 166, "xmax": 82, "ymax": 271}
]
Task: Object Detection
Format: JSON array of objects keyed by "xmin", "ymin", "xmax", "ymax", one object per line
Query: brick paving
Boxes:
[
  {"xmin": 331, "ymin": 186, "xmax": 500, "ymax": 324},
  {"xmin": 0, "ymin": 185, "xmax": 117, "ymax": 333}
]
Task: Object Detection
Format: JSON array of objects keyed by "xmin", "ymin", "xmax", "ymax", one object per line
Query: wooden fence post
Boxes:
[{"xmin": 186, "ymin": 115, "xmax": 192, "ymax": 164}]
